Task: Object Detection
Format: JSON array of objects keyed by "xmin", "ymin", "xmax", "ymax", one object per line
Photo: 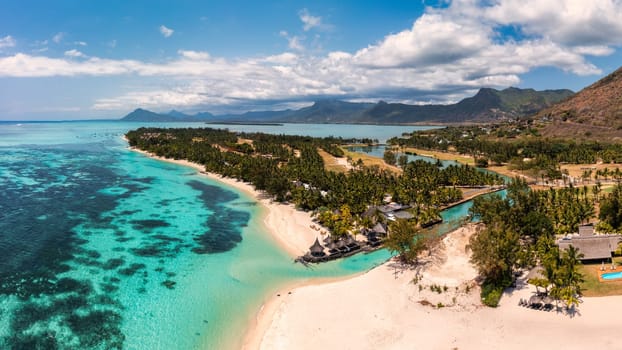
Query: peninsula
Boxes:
[{"xmin": 125, "ymin": 127, "xmax": 503, "ymax": 261}]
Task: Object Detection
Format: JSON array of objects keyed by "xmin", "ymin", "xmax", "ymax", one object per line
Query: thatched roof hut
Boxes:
[
  {"xmin": 372, "ymin": 222, "xmax": 388, "ymax": 235},
  {"xmin": 557, "ymin": 224, "xmax": 622, "ymax": 261},
  {"xmin": 393, "ymin": 210, "xmax": 414, "ymax": 220},
  {"xmin": 344, "ymin": 235, "xmax": 359, "ymax": 248},
  {"xmin": 558, "ymin": 235, "xmax": 621, "ymax": 261},
  {"xmin": 579, "ymin": 223, "xmax": 595, "ymax": 237},
  {"xmin": 309, "ymin": 238, "xmax": 326, "ymax": 257},
  {"xmin": 361, "ymin": 206, "xmax": 379, "ymax": 218},
  {"xmin": 336, "ymin": 239, "xmax": 348, "ymax": 251}
]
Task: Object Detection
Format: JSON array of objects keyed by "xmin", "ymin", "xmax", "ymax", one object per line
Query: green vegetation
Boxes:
[
  {"xmin": 384, "ymin": 219, "xmax": 428, "ymax": 264},
  {"xmin": 475, "ymin": 157, "xmax": 489, "ymax": 168},
  {"xmin": 390, "ymin": 125, "xmax": 622, "ymax": 181},
  {"xmin": 383, "ymin": 149, "xmax": 397, "ymax": 166},
  {"xmin": 127, "ymin": 127, "xmax": 502, "ymax": 239},
  {"xmin": 546, "ymin": 245, "xmax": 585, "ymax": 309},
  {"xmin": 598, "ymin": 183, "xmax": 622, "ymax": 232},
  {"xmin": 468, "ymin": 178, "xmax": 592, "ymax": 307}
]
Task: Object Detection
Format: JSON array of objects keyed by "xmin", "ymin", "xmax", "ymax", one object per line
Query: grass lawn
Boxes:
[
  {"xmin": 402, "ymin": 147, "xmax": 475, "ymax": 166},
  {"xmin": 580, "ymin": 257, "xmax": 622, "ymax": 297},
  {"xmin": 317, "ymin": 149, "xmax": 349, "ymax": 173},
  {"xmin": 341, "ymin": 148, "xmax": 402, "ymax": 174}
]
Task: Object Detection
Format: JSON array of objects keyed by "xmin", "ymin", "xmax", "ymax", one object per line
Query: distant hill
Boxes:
[
  {"xmin": 280, "ymin": 99, "xmax": 374, "ymax": 123},
  {"xmin": 216, "ymin": 109, "xmax": 292, "ymax": 122},
  {"xmin": 121, "ymin": 109, "xmax": 215, "ymax": 122},
  {"xmin": 357, "ymin": 87, "xmax": 573, "ymax": 123},
  {"xmin": 121, "ymin": 108, "xmax": 176, "ymax": 122},
  {"xmin": 536, "ymin": 66, "xmax": 622, "ymax": 140},
  {"xmin": 120, "ymin": 87, "xmax": 573, "ymax": 124},
  {"xmin": 194, "ymin": 111, "xmax": 215, "ymax": 119}
]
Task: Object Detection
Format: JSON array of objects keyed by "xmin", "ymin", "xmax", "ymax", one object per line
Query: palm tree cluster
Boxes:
[
  {"xmin": 468, "ymin": 178, "xmax": 592, "ymax": 307},
  {"xmin": 391, "ymin": 125, "xmax": 622, "ymax": 169},
  {"xmin": 598, "ymin": 183, "xmax": 622, "ymax": 232},
  {"xmin": 126, "ymin": 127, "xmax": 502, "ymax": 237}
]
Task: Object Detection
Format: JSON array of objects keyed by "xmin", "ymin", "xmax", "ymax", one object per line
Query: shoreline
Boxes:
[
  {"xmin": 127, "ymin": 146, "xmax": 321, "ymax": 258},
  {"xmin": 245, "ymin": 224, "xmax": 481, "ymax": 350},
  {"xmin": 126, "ymin": 144, "xmax": 352, "ymax": 350},
  {"xmin": 249, "ymin": 223, "xmax": 622, "ymax": 350}
]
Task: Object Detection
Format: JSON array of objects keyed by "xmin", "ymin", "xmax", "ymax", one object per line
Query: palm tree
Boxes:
[
  {"xmin": 592, "ymin": 181, "xmax": 602, "ymax": 203},
  {"xmin": 556, "ymin": 245, "xmax": 585, "ymax": 310}
]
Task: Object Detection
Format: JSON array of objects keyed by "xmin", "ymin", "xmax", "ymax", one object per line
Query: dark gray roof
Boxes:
[
  {"xmin": 578, "ymin": 224, "xmax": 595, "ymax": 237},
  {"xmin": 361, "ymin": 206, "xmax": 379, "ymax": 218},
  {"xmin": 377, "ymin": 203, "xmax": 409, "ymax": 213},
  {"xmin": 558, "ymin": 235, "xmax": 622, "ymax": 260},
  {"xmin": 393, "ymin": 210, "xmax": 414, "ymax": 220},
  {"xmin": 309, "ymin": 238, "xmax": 324, "ymax": 254},
  {"xmin": 377, "ymin": 205, "xmax": 394, "ymax": 213},
  {"xmin": 372, "ymin": 222, "xmax": 387, "ymax": 235},
  {"xmin": 344, "ymin": 235, "xmax": 356, "ymax": 245}
]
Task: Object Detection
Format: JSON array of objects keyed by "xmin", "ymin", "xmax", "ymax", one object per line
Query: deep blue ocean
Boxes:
[{"xmin": 0, "ymin": 121, "xmax": 476, "ymax": 349}]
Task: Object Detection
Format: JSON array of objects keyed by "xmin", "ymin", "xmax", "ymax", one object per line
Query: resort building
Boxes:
[
  {"xmin": 363, "ymin": 203, "xmax": 414, "ymax": 221},
  {"xmin": 557, "ymin": 224, "xmax": 622, "ymax": 262}
]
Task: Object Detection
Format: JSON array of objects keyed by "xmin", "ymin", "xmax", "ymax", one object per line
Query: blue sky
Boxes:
[{"xmin": 1, "ymin": 0, "xmax": 621, "ymax": 120}]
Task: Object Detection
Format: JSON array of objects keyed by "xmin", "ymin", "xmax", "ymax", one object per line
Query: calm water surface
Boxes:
[{"xmin": 0, "ymin": 120, "xmax": 481, "ymax": 349}]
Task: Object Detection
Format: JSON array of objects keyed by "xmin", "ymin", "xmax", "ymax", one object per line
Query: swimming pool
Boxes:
[{"xmin": 601, "ymin": 271, "xmax": 622, "ymax": 280}]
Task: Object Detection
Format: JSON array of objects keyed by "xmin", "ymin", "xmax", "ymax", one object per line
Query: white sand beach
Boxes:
[{"xmin": 249, "ymin": 224, "xmax": 622, "ymax": 350}]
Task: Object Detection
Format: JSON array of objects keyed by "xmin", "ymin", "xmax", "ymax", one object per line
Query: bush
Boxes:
[
  {"xmin": 475, "ymin": 157, "xmax": 489, "ymax": 168},
  {"xmin": 480, "ymin": 280, "xmax": 504, "ymax": 307},
  {"xmin": 383, "ymin": 150, "xmax": 397, "ymax": 165}
]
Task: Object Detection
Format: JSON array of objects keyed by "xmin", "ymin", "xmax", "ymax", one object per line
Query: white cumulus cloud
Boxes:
[
  {"xmin": 287, "ymin": 36, "xmax": 305, "ymax": 51},
  {"xmin": 0, "ymin": 35, "xmax": 16, "ymax": 49},
  {"xmin": 484, "ymin": 0, "xmax": 622, "ymax": 47},
  {"xmin": 52, "ymin": 32, "xmax": 64, "ymax": 44},
  {"xmin": 159, "ymin": 25, "xmax": 174, "ymax": 38},
  {"xmin": 279, "ymin": 30, "xmax": 305, "ymax": 51},
  {"xmin": 178, "ymin": 50, "xmax": 210, "ymax": 60},
  {"xmin": 299, "ymin": 9, "xmax": 322, "ymax": 31},
  {"xmin": 64, "ymin": 49, "xmax": 87, "ymax": 58}
]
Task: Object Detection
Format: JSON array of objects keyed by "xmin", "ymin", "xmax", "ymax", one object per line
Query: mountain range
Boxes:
[{"xmin": 120, "ymin": 87, "xmax": 573, "ymax": 124}]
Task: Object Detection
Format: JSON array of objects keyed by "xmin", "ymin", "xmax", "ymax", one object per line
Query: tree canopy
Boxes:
[
  {"xmin": 468, "ymin": 178, "xmax": 590, "ymax": 307},
  {"xmin": 127, "ymin": 127, "xmax": 502, "ymax": 238}
]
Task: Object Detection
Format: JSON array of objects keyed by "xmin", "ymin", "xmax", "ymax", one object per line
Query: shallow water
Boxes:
[{"xmin": 0, "ymin": 120, "xmax": 473, "ymax": 349}]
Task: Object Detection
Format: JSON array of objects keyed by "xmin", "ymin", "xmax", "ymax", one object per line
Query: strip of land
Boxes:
[{"xmin": 248, "ymin": 223, "xmax": 622, "ymax": 350}]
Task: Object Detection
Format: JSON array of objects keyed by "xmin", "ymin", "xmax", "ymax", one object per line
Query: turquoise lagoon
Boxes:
[{"xmin": 0, "ymin": 121, "xmax": 483, "ymax": 349}]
